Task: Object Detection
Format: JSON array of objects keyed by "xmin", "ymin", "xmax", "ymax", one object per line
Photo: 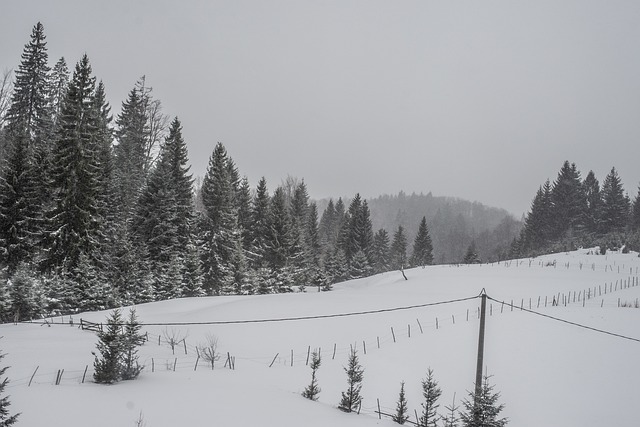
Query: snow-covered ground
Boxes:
[{"xmin": 2, "ymin": 248, "xmax": 640, "ymax": 426}]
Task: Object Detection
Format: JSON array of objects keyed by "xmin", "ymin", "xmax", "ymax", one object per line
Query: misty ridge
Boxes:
[{"xmin": 317, "ymin": 191, "xmax": 520, "ymax": 265}]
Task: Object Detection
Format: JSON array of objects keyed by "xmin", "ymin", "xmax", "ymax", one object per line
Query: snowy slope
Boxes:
[{"xmin": 2, "ymin": 249, "xmax": 640, "ymax": 427}]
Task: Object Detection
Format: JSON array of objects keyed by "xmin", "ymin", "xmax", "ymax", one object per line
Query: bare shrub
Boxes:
[
  {"xmin": 198, "ymin": 334, "xmax": 221, "ymax": 369},
  {"xmin": 162, "ymin": 327, "xmax": 188, "ymax": 355}
]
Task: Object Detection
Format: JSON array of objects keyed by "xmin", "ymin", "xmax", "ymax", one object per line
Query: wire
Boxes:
[
  {"xmin": 485, "ymin": 295, "xmax": 640, "ymax": 344},
  {"xmin": 23, "ymin": 295, "xmax": 481, "ymax": 327}
]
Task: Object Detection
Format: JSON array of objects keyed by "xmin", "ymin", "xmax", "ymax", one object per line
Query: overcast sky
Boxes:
[{"xmin": 2, "ymin": 0, "xmax": 640, "ymax": 217}]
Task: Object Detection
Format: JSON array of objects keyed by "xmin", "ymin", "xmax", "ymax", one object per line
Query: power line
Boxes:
[
  {"xmin": 486, "ymin": 295, "xmax": 640, "ymax": 344},
  {"xmin": 24, "ymin": 295, "xmax": 481, "ymax": 327}
]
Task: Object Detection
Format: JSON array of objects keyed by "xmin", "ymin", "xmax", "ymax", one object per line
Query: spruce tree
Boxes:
[
  {"xmin": 302, "ymin": 350, "xmax": 322, "ymax": 401},
  {"xmin": 7, "ymin": 263, "xmax": 44, "ymax": 321},
  {"xmin": 463, "ymin": 241, "xmax": 481, "ymax": 264},
  {"xmin": 521, "ymin": 180, "xmax": 553, "ymax": 252},
  {"xmin": 631, "ymin": 186, "xmax": 640, "ymax": 232},
  {"xmin": 390, "ymin": 225, "xmax": 408, "ymax": 271},
  {"xmin": 121, "ymin": 309, "xmax": 145, "ymax": 380},
  {"xmin": 582, "ymin": 171, "xmax": 602, "ymax": 235},
  {"xmin": 45, "ymin": 55, "xmax": 102, "ymax": 273},
  {"xmin": 419, "ymin": 368, "xmax": 442, "ymax": 427},
  {"xmin": 550, "ymin": 161, "xmax": 586, "ymax": 237},
  {"xmin": 0, "ymin": 343, "xmax": 19, "ymax": 426},
  {"xmin": 0, "ymin": 132, "xmax": 37, "ymax": 272},
  {"xmin": 113, "ymin": 82, "xmax": 148, "ymax": 221},
  {"xmin": 5, "ymin": 22, "xmax": 51, "ymax": 148},
  {"xmin": 460, "ymin": 375, "xmax": 508, "ymax": 427},
  {"xmin": 200, "ymin": 142, "xmax": 239, "ymax": 295},
  {"xmin": 600, "ymin": 167, "xmax": 630, "ymax": 234},
  {"xmin": 48, "ymin": 57, "xmax": 69, "ymax": 127},
  {"xmin": 93, "ymin": 309, "xmax": 125, "ymax": 384},
  {"xmin": 1, "ymin": 22, "xmax": 52, "ymax": 272},
  {"xmin": 338, "ymin": 348, "xmax": 364, "ymax": 413},
  {"xmin": 392, "ymin": 381, "xmax": 409, "ymax": 424},
  {"xmin": 250, "ymin": 177, "xmax": 271, "ymax": 268},
  {"xmin": 410, "ymin": 216, "xmax": 434, "ymax": 267},
  {"xmin": 371, "ymin": 229, "xmax": 390, "ymax": 274},
  {"xmin": 442, "ymin": 393, "xmax": 460, "ymax": 427}
]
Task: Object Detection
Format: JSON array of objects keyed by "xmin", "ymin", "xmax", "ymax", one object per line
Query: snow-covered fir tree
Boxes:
[
  {"xmin": 302, "ymin": 350, "xmax": 321, "ymax": 401},
  {"xmin": 392, "ymin": 381, "xmax": 409, "ymax": 424},
  {"xmin": 410, "ymin": 216, "xmax": 434, "ymax": 267},
  {"xmin": 0, "ymin": 343, "xmax": 19, "ymax": 426},
  {"xmin": 459, "ymin": 375, "xmax": 508, "ymax": 427},
  {"xmin": 419, "ymin": 368, "xmax": 442, "ymax": 427},
  {"xmin": 338, "ymin": 348, "xmax": 364, "ymax": 413},
  {"xmin": 390, "ymin": 225, "xmax": 408, "ymax": 271}
]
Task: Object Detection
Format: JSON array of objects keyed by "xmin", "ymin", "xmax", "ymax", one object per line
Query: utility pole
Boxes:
[{"xmin": 474, "ymin": 289, "xmax": 487, "ymax": 421}]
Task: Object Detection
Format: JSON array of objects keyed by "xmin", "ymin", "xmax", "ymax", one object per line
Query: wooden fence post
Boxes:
[{"xmin": 28, "ymin": 366, "xmax": 39, "ymax": 387}]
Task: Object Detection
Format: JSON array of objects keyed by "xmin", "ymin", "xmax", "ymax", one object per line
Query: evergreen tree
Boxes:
[
  {"xmin": 113, "ymin": 81, "xmax": 148, "ymax": 221},
  {"xmin": 600, "ymin": 167, "xmax": 630, "ymax": 234},
  {"xmin": 5, "ymin": 22, "xmax": 51, "ymax": 148},
  {"xmin": 7, "ymin": 263, "xmax": 43, "ymax": 321},
  {"xmin": 419, "ymin": 368, "xmax": 442, "ymax": 427},
  {"xmin": 521, "ymin": 180, "xmax": 553, "ymax": 252},
  {"xmin": 442, "ymin": 394, "xmax": 460, "ymax": 427},
  {"xmin": 550, "ymin": 161, "xmax": 586, "ymax": 237},
  {"xmin": 48, "ymin": 57, "xmax": 69, "ymax": 127},
  {"xmin": 121, "ymin": 309, "xmax": 145, "ymax": 380},
  {"xmin": 582, "ymin": 171, "xmax": 602, "ymax": 235},
  {"xmin": 45, "ymin": 55, "xmax": 102, "ymax": 273},
  {"xmin": 236, "ymin": 176, "xmax": 253, "ymax": 251},
  {"xmin": 0, "ymin": 132, "xmax": 38, "ymax": 272},
  {"xmin": 319, "ymin": 198, "xmax": 337, "ymax": 253},
  {"xmin": 349, "ymin": 249, "xmax": 371, "ymax": 279},
  {"xmin": 392, "ymin": 381, "xmax": 409, "ymax": 424},
  {"xmin": 302, "ymin": 350, "xmax": 322, "ymax": 401},
  {"xmin": 0, "ymin": 343, "xmax": 20, "ymax": 426},
  {"xmin": 93, "ymin": 309, "xmax": 125, "ymax": 384},
  {"xmin": 460, "ymin": 375, "xmax": 508, "ymax": 427},
  {"xmin": 266, "ymin": 186, "xmax": 294, "ymax": 272},
  {"xmin": 390, "ymin": 225, "xmax": 408, "ymax": 270},
  {"xmin": 200, "ymin": 143, "xmax": 239, "ymax": 295},
  {"xmin": 338, "ymin": 348, "xmax": 364, "ymax": 413},
  {"xmin": 0, "ymin": 22, "xmax": 52, "ymax": 272},
  {"xmin": 410, "ymin": 216, "xmax": 434, "ymax": 267},
  {"xmin": 182, "ymin": 242, "xmax": 205, "ymax": 297},
  {"xmin": 305, "ymin": 202, "xmax": 321, "ymax": 267},
  {"xmin": 631, "ymin": 186, "xmax": 640, "ymax": 231},
  {"xmin": 371, "ymin": 229, "xmax": 390, "ymax": 274},
  {"xmin": 250, "ymin": 177, "xmax": 271, "ymax": 268},
  {"xmin": 463, "ymin": 241, "xmax": 481, "ymax": 264}
]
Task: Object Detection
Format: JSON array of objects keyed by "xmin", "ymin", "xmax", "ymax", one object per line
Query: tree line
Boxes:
[
  {"xmin": 0, "ymin": 23, "xmax": 437, "ymax": 321},
  {"xmin": 512, "ymin": 160, "xmax": 640, "ymax": 257}
]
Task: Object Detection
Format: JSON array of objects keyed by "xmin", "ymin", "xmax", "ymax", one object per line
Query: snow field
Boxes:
[{"xmin": 2, "ymin": 248, "xmax": 640, "ymax": 426}]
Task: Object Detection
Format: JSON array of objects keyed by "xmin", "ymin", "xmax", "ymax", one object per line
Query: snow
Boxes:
[{"xmin": 2, "ymin": 249, "xmax": 640, "ymax": 426}]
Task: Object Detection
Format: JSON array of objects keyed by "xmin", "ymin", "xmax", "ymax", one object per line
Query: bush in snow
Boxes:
[{"xmin": 198, "ymin": 334, "xmax": 221, "ymax": 369}]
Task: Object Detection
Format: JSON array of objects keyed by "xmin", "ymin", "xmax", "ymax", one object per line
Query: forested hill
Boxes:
[{"xmin": 364, "ymin": 191, "xmax": 521, "ymax": 264}]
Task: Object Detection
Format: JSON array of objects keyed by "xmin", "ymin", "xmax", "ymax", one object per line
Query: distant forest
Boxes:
[{"xmin": 513, "ymin": 161, "xmax": 640, "ymax": 257}]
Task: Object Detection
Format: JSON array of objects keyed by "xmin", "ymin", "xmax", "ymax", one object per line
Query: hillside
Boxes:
[
  {"xmin": 366, "ymin": 191, "xmax": 522, "ymax": 263},
  {"xmin": 1, "ymin": 248, "xmax": 639, "ymax": 426}
]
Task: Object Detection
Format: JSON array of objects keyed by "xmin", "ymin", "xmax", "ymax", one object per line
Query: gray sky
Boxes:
[{"xmin": 2, "ymin": 0, "xmax": 640, "ymax": 217}]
